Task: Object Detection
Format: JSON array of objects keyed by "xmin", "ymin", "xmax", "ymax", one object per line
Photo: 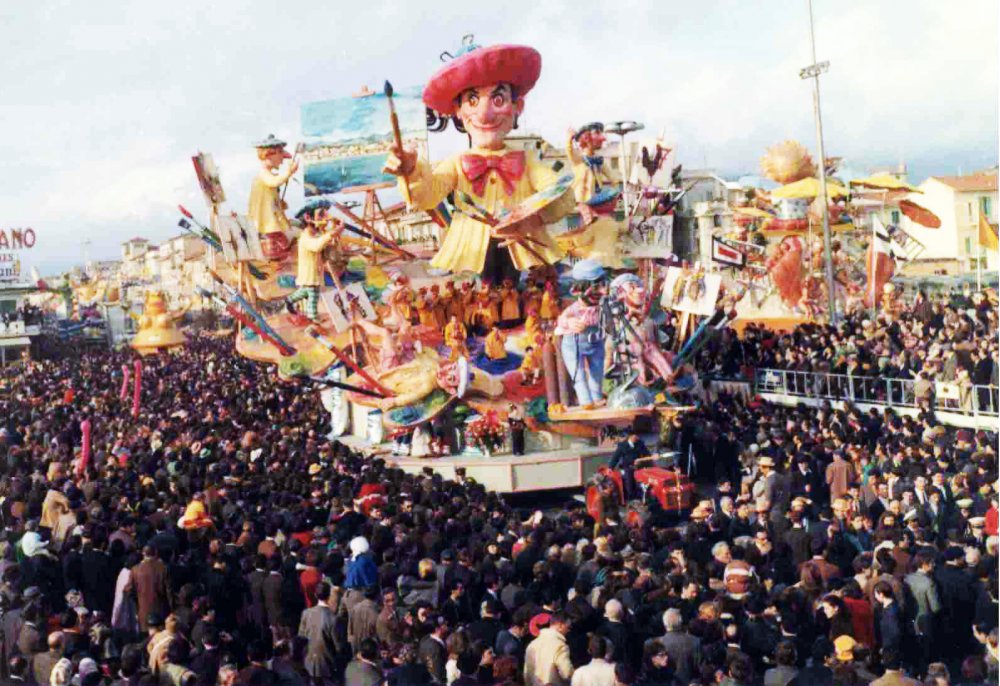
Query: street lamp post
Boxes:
[
  {"xmin": 605, "ymin": 121, "xmax": 645, "ymax": 219},
  {"xmin": 800, "ymin": 0, "xmax": 837, "ymax": 323}
]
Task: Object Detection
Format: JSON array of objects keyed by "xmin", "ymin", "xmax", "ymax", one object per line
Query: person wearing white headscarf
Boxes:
[{"xmin": 20, "ymin": 531, "xmax": 46, "ymax": 558}]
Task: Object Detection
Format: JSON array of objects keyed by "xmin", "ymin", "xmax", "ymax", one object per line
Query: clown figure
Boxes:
[
  {"xmin": 499, "ymin": 279, "xmax": 521, "ymax": 325},
  {"xmin": 444, "ymin": 315, "xmax": 469, "ymax": 360},
  {"xmin": 484, "ymin": 325, "xmax": 508, "ymax": 361},
  {"xmin": 383, "ymin": 44, "xmax": 572, "ymax": 284}
]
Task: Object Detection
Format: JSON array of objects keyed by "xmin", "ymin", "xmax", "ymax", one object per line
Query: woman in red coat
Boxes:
[{"xmin": 841, "ymin": 581, "xmax": 875, "ymax": 648}]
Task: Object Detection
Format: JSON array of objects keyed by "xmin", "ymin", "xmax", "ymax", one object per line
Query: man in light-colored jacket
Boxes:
[{"xmin": 524, "ymin": 613, "xmax": 574, "ymax": 686}]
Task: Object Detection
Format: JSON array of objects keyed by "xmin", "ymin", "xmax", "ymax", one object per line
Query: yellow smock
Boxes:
[
  {"xmin": 296, "ymin": 230, "xmax": 334, "ymax": 287},
  {"xmin": 484, "ymin": 329, "xmax": 507, "ymax": 360},
  {"xmin": 402, "ymin": 146, "xmax": 572, "ymax": 274},
  {"xmin": 566, "ymin": 135, "xmax": 619, "ymax": 204},
  {"xmin": 248, "ymin": 168, "xmax": 294, "ymax": 236},
  {"xmin": 501, "ymin": 289, "xmax": 521, "ymax": 321}
]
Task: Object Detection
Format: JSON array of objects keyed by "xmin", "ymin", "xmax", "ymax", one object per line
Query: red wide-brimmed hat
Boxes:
[{"xmin": 423, "ymin": 44, "xmax": 541, "ymax": 115}]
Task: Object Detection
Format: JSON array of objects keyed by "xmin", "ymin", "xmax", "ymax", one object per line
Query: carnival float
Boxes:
[
  {"xmin": 172, "ymin": 37, "xmax": 759, "ymax": 493},
  {"xmin": 171, "ymin": 32, "xmax": 955, "ymax": 493},
  {"xmin": 130, "ymin": 290, "xmax": 188, "ymax": 356},
  {"xmin": 715, "ymin": 138, "xmax": 943, "ymax": 332}
]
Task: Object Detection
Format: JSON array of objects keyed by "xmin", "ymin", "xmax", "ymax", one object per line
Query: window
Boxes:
[
  {"xmin": 964, "ymin": 237, "xmax": 972, "ymax": 254},
  {"xmin": 967, "ymin": 203, "xmax": 974, "ymax": 221},
  {"xmin": 981, "ymin": 196, "xmax": 993, "ymax": 218},
  {"xmin": 890, "ymin": 210, "xmax": 900, "ymax": 224}
]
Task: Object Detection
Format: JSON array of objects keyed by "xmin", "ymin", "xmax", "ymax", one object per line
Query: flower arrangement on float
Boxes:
[{"xmin": 464, "ymin": 411, "xmax": 505, "ymax": 456}]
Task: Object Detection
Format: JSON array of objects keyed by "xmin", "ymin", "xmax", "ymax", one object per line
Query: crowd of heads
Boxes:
[
  {"xmin": 0, "ymin": 300, "xmax": 995, "ymax": 686},
  {"xmin": 701, "ymin": 288, "xmax": 997, "ymax": 389}
]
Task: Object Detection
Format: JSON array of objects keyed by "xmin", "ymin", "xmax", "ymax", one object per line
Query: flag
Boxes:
[
  {"xmin": 979, "ymin": 211, "xmax": 999, "ymax": 251},
  {"xmin": 711, "ymin": 236, "xmax": 745, "ymax": 267},
  {"xmin": 178, "ymin": 218, "xmax": 192, "ymax": 230},
  {"xmin": 865, "ymin": 217, "xmax": 895, "ymax": 307}
]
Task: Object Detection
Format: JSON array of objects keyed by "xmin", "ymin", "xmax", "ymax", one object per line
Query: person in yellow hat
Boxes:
[{"xmin": 178, "ymin": 493, "xmax": 214, "ymax": 543}]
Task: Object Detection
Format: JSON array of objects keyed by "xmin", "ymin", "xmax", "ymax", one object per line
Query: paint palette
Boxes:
[{"xmin": 493, "ymin": 173, "xmax": 574, "ymax": 232}]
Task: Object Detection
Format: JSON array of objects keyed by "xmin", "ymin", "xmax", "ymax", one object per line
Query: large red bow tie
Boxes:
[{"xmin": 460, "ymin": 151, "xmax": 526, "ymax": 197}]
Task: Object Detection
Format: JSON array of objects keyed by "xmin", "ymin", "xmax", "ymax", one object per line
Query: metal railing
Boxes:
[{"xmin": 755, "ymin": 368, "xmax": 999, "ymax": 419}]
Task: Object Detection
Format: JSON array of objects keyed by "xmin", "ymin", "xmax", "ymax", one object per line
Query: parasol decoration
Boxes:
[
  {"xmin": 898, "ymin": 199, "xmax": 941, "ymax": 229},
  {"xmin": 849, "ymin": 173, "xmax": 921, "ymax": 193},
  {"xmin": 770, "ymin": 177, "xmax": 848, "ymax": 200},
  {"xmin": 733, "ymin": 207, "xmax": 775, "ymax": 219}
]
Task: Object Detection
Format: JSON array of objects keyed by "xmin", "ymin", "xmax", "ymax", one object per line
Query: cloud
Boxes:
[{"xmin": 2, "ymin": 0, "xmax": 995, "ymax": 274}]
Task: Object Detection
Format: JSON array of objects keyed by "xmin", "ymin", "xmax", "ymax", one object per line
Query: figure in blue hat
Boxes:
[{"xmin": 553, "ymin": 260, "xmax": 608, "ymax": 408}]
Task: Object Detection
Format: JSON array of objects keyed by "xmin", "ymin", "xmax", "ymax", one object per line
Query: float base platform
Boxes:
[{"xmin": 340, "ymin": 437, "xmax": 614, "ymax": 493}]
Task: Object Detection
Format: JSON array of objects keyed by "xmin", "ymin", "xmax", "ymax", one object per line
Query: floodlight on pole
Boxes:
[{"xmin": 800, "ymin": 0, "xmax": 838, "ymax": 323}]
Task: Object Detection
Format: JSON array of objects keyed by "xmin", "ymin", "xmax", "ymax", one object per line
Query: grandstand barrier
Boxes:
[{"xmin": 754, "ymin": 368, "xmax": 999, "ymax": 431}]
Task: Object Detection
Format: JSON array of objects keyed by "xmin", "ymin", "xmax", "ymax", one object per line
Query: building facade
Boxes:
[{"xmin": 900, "ymin": 172, "xmax": 998, "ymax": 275}]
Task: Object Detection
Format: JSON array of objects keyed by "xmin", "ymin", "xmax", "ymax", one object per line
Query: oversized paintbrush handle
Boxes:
[
  {"xmin": 384, "ymin": 81, "xmax": 413, "ymax": 207},
  {"xmin": 306, "ymin": 327, "xmax": 394, "ymax": 398},
  {"xmin": 389, "ymin": 114, "xmax": 412, "ymax": 206}
]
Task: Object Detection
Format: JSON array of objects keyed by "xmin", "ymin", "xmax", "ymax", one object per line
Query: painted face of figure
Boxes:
[
  {"xmin": 579, "ymin": 129, "xmax": 606, "ymax": 153},
  {"xmin": 620, "ymin": 280, "xmax": 646, "ymax": 310},
  {"xmin": 264, "ymin": 148, "xmax": 289, "ymax": 170},
  {"xmin": 436, "ymin": 360, "xmax": 461, "ymax": 394},
  {"xmin": 456, "ymin": 83, "xmax": 522, "ymax": 150}
]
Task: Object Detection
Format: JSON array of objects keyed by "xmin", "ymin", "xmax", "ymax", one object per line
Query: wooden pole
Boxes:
[{"xmin": 236, "ymin": 262, "xmax": 245, "ymax": 336}]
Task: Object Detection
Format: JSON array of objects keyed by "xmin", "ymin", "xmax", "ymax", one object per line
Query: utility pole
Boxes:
[{"xmin": 800, "ymin": 0, "xmax": 837, "ymax": 323}]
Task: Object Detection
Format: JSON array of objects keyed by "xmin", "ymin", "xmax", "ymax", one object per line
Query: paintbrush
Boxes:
[
  {"xmin": 453, "ymin": 190, "xmax": 500, "ymax": 226},
  {"xmin": 384, "ymin": 81, "xmax": 413, "ymax": 207},
  {"xmin": 280, "ymin": 142, "xmax": 305, "ymax": 203}
]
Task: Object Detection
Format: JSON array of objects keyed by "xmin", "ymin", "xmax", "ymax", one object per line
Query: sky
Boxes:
[{"xmin": 1, "ymin": 0, "xmax": 997, "ymax": 275}]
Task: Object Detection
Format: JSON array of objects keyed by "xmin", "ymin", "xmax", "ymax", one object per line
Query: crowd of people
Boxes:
[
  {"xmin": 0, "ymin": 313, "xmax": 996, "ymax": 686},
  {"xmin": 699, "ymin": 288, "xmax": 998, "ymax": 411}
]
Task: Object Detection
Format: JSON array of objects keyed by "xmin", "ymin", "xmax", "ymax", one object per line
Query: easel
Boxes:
[
  {"xmin": 673, "ymin": 312, "xmax": 698, "ymax": 352},
  {"xmin": 207, "ymin": 202, "xmax": 249, "ymax": 336},
  {"xmin": 334, "ymin": 181, "xmax": 411, "ymax": 265},
  {"xmin": 325, "ymin": 261, "xmax": 378, "ymax": 368}
]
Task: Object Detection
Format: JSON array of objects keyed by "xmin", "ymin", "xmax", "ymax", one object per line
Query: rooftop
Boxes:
[{"xmin": 931, "ymin": 173, "xmax": 998, "ymax": 193}]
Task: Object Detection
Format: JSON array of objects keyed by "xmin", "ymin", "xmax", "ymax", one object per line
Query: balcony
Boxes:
[{"xmin": 0, "ymin": 320, "xmax": 41, "ymax": 338}]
